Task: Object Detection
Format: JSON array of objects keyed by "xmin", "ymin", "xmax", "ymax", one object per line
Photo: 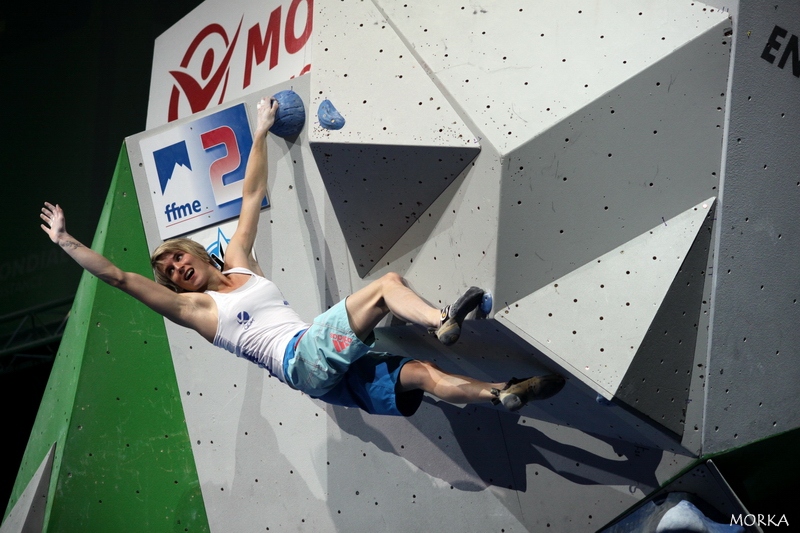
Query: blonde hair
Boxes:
[{"xmin": 150, "ymin": 238, "xmax": 213, "ymax": 292}]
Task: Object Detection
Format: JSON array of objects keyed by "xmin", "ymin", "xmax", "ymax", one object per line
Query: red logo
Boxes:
[
  {"xmin": 330, "ymin": 333, "xmax": 352, "ymax": 353},
  {"xmin": 168, "ymin": 20, "xmax": 243, "ymax": 123},
  {"xmin": 165, "ymin": 0, "xmax": 314, "ymax": 123}
]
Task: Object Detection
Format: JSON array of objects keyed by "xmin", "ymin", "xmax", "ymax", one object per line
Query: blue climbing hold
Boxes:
[
  {"xmin": 480, "ymin": 291, "xmax": 493, "ymax": 316},
  {"xmin": 595, "ymin": 394, "xmax": 613, "ymax": 406},
  {"xmin": 318, "ymin": 99, "xmax": 346, "ymax": 130},
  {"xmin": 475, "ymin": 291, "xmax": 493, "ymax": 319},
  {"xmin": 270, "ymin": 90, "xmax": 306, "ymax": 138}
]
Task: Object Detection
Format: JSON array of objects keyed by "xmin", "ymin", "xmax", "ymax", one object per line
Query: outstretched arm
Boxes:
[
  {"xmin": 224, "ymin": 97, "xmax": 279, "ymax": 270},
  {"xmin": 41, "ymin": 202, "xmax": 128, "ymax": 286},
  {"xmin": 40, "ymin": 202, "xmax": 199, "ymax": 328}
]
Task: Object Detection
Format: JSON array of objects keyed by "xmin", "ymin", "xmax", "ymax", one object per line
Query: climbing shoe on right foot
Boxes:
[{"xmin": 491, "ymin": 374, "xmax": 566, "ymax": 411}]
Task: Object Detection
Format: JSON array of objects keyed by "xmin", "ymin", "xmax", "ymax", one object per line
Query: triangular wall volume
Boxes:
[
  {"xmin": 497, "ymin": 199, "xmax": 714, "ymax": 400},
  {"xmin": 0, "ymin": 444, "xmax": 56, "ymax": 533},
  {"xmin": 3, "ymin": 145, "xmax": 210, "ymax": 533},
  {"xmin": 311, "ymin": 142, "xmax": 478, "ymax": 276},
  {"xmin": 615, "ymin": 204, "xmax": 716, "ymax": 437}
]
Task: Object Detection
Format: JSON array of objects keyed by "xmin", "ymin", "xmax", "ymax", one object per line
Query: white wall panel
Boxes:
[
  {"xmin": 120, "ymin": 0, "xmax": 789, "ymax": 529},
  {"xmin": 375, "ymin": 0, "xmax": 729, "ymax": 155},
  {"xmin": 498, "ymin": 200, "xmax": 714, "ymax": 400},
  {"xmin": 704, "ymin": 0, "xmax": 800, "ymax": 453}
]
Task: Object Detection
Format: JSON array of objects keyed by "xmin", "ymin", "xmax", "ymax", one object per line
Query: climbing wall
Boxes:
[
  {"xmin": 308, "ymin": 0, "xmax": 730, "ymax": 449},
  {"xmin": 7, "ymin": 0, "xmax": 800, "ymax": 532},
  {"xmin": 702, "ymin": 0, "xmax": 800, "ymax": 454}
]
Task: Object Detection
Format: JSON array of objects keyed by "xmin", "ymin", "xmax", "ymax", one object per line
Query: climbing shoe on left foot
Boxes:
[{"xmin": 435, "ymin": 286, "xmax": 485, "ymax": 346}]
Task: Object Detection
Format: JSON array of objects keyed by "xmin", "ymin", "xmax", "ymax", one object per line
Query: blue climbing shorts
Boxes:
[{"xmin": 283, "ymin": 299, "xmax": 424, "ymax": 417}]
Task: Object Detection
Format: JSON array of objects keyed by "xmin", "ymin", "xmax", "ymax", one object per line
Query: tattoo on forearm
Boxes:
[{"xmin": 60, "ymin": 240, "xmax": 84, "ymax": 251}]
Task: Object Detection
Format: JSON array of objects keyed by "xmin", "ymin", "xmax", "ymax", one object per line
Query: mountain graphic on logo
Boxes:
[
  {"xmin": 206, "ymin": 227, "xmax": 231, "ymax": 270},
  {"xmin": 153, "ymin": 141, "xmax": 192, "ymax": 194}
]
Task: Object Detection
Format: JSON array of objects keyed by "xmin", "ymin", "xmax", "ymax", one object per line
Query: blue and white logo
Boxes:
[
  {"xmin": 236, "ymin": 311, "xmax": 254, "ymax": 330},
  {"xmin": 139, "ymin": 103, "xmax": 269, "ymax": 239},
  {"xmin": 205, "ymin": 227, "xmax": 232, "ymax": 270}
]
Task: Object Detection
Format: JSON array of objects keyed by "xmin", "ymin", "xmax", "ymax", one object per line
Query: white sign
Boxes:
[{"xmin": 138, "ymin": 103, "xmax": 268, "ymax": 239}]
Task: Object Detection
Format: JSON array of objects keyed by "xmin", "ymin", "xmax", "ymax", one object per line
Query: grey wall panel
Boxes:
[
  {"xmin": 375, "ymin": 0, "xmax": 729, "ymax": 157},
  {"xmin": 309, "ymin": 0, "xmax": 483, "ymax": 279},
  {"xmin": 311, "ymin": 0, "xmax": 479, "ymax": 150},
  {"xmin": 616, "ymin": 206, "xmax": 716, "ymax": 437},
  {"xmin": 380, "ymin": 321, "xmax": 693, "ymax": 454},
  {"xmin": 363, "ymin": 145, "xmax": 505, "ymax": 313},
  {"xmin": 675, "ymin": 207, "xmax": 720, "ymax": 456},
  {"xmin": 317, "ymin": 326, "xmax": 696, "ymax": 532},
  {"xmin": 310, "ymin": 142, "xmax": 479, "ymax": 277},
  {"xmin": 704, "ymin": 0, "xmax": 800, "ymax": 454},
  {"xmin": 159, "ymin": 319, "xmax": 698, "ymax": 532},
  {"xmin": 496, "ymin": 23, "xmax": 729, "ymax": 302},
  {"xmin": 497, "ymin": 200, "xmax": 714, "ymax": 406},
  {"xmin": 0, "ymin": 444, "xmax": 55, "ymax": 533}
]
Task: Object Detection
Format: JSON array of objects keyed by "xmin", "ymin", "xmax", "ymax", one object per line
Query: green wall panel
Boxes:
[{"xmin": 5, "ymin": 145, "xmax": 210, "ymax": 532}]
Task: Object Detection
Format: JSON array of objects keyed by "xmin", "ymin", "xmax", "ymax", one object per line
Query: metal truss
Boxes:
[{"xmin": 0, "ymin": 296, "xmax": 73, "ymax": 375}]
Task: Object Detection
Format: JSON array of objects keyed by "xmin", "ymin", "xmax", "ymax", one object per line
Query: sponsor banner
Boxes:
[
  {"xmin": 147, "ymin": 0, "xmax": 313, "ymax": 129},
  {"xmin": 138, "ymin": 103, "xmax": 267, "ymax": 240}
]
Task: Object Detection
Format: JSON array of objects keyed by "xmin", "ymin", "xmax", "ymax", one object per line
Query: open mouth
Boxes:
[{"xmin": 184, "ymin": 268, "xmax": 194, "ymax": 281}]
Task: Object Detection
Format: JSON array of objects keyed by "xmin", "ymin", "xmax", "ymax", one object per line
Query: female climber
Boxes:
[{"xmin": 40, "ymin": 96, "xmax": 564, "ymax": 417}]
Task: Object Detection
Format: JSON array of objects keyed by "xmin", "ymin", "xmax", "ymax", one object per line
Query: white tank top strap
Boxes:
[{"xmin": 221, "ymin": 267, "xmax": 256, "ymax": 276}]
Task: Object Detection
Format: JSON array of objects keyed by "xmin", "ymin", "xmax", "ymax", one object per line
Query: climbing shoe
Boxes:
[
  {"xmin": 435, "ymin": 286, "xmax": 485, "ymax": 346},
  {"xmin": 491, "ymin": 374, "xmax": 566, "ymax": 411}
]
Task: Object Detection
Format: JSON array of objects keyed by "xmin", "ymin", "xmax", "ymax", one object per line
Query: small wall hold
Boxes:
[
  {"xmin": 270, "ymin": 90, "xmax": 306, "ymax": 138},
  {"xmin": 476, "ymin": 291, "xmax": 493, "ymax": 318},
  {"xmin": 318, "ymin": 99, "xmax": 346, "ymax": 130},
  {"xmin": 596, "ymin": 394, "xmax": 613, "ymax": 406}
]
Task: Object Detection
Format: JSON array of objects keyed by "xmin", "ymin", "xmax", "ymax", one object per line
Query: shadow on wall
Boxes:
[
  {"xmin": 283, "ymin": 139, "xmax": 342, "ymax": 308},
  {"xmin": 328, "ymin": 389, "xmax": 664, "ymax": 495},
  {"xmin": 321, "ymin": 322, "xmax": 674, "ymax": 498},
  {"xmin": 212, "ymin": 326, "xmax": 672, "ymax": 529}
]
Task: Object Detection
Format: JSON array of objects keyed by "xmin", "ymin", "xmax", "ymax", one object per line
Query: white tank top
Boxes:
[{"xmin": 205, "ymin": 267, "xmax": 309, "ymax": 382}]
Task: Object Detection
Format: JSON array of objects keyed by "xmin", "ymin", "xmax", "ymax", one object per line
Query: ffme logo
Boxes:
[
  {"xmin": 139, "ymin": 102, "xmax": 267, "ymax": 240},
  {"xmin": 165, "ymin": 0, "xmax": 313, "ymax": 123},
  {"xmin": 153, "ymin": 141, "xmax": 199, "ymax": 223}
]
